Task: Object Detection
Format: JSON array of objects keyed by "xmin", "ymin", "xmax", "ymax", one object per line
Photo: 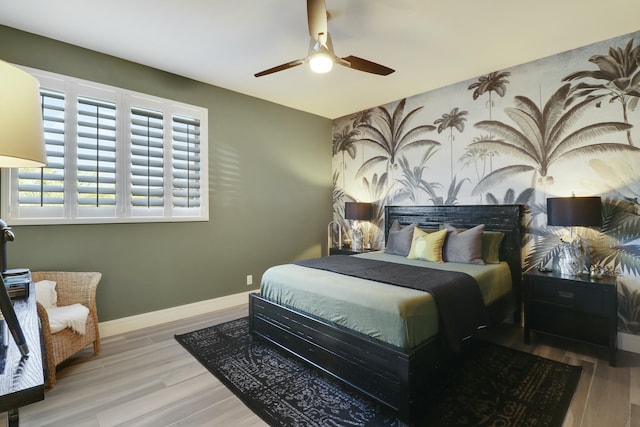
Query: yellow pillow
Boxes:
[{"xmin": 407, "ymin": 228, "xmax": 448, "ymax": 262}]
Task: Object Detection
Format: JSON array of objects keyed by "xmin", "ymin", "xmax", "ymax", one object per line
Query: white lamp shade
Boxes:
[
  {"xmin": 309, "ymin": 52, "xmax": 334, "ymax": 74},
  {"xmin": 0, "ymin": 60, "xmax": 47, "ymax": 168}
]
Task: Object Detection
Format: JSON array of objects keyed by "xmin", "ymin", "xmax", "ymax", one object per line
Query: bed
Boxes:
[{"xmin": 249, "ymin": 204, "xmax": 524, "ymax": 424}]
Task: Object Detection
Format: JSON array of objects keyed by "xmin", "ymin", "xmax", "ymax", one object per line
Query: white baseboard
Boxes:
[
  {"xmin": 618, "ymin": 332, "xmax": 640, "ymax": 354},
  {"xmin": 98, "ymin": 290, "xmax": 253, "ymax": 338}
]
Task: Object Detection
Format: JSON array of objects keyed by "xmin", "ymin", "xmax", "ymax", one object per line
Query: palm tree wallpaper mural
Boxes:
[
  {"xmin": 468, "ymin": 71, "xmax": 511, "ymax": 121},
  {"xmin": 354, "ymin": 98, "xmax": 440, "ymax": 181},
  {"xmin": 563, "ymin": 38, "xmax": 640, "ymax": 147},
  {"xmin": 434, "ymin": 107, "xmax": 468, "ymax": 181},
  {"xmin": 469, "ymin": 83, "xmax": 635, "ymax": 196},
  {"xmin": 331, "ymin": 30, "xmax": 640, "ymax": 338}
]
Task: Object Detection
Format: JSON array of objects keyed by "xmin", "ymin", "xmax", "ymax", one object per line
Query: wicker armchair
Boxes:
[{"xmin": 33, "ymin": 271, "xmax": 102, "ymax": 390}]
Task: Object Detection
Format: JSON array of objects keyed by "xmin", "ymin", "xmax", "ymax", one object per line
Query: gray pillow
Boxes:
[
  {"xmin": 442, "ymin": 223, "xmax": 485, "ymax": 265},
  {"xmin": 384, "ymin": 221, "xmax": 418, "ymax": 256}
]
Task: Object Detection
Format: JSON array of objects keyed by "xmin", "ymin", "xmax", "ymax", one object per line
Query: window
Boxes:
[{"xmin": 1, "ymin": 67, "xmax": 208, "ymax": 225}]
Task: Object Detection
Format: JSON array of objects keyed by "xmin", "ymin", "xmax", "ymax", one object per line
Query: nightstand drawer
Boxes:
[
  {"xmin": 528, "ymin": 280, "xmax": 605, "ymax": 314},
  {"xmin": 526, "ymin": 302, "xmax": 609, "ymax": 346}
]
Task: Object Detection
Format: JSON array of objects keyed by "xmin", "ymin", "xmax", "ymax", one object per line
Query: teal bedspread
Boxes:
[{"xmin": 260, "ymin": 251, "xmax": 512, "ymax": 349}]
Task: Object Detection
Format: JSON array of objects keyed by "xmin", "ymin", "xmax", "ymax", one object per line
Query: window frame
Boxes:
[{"xmin": 1, "ymin": 66, "xmax": 209, "ymax": 225}]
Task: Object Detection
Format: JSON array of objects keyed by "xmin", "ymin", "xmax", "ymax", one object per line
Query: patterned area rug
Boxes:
[{"xmin": 175, "ymin": 317, "xmax": 581, "ymax": 426}]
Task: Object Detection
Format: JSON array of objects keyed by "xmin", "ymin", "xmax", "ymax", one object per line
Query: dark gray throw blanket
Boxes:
[{"xmin": 294, "ymin": 255, "xmax": 489, "ymax": 352}]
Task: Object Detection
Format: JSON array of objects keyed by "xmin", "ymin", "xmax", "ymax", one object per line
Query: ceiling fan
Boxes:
[{"xmin": 254, "ymin": 0, "xmax": 395, "ymax": 77}]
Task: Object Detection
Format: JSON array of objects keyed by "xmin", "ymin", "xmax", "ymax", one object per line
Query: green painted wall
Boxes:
[{"xmin": 0, "ymin": 25, "xmax": 332, "ymax": 321}]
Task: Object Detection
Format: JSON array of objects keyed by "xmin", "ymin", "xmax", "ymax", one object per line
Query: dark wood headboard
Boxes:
[{"xmin": 384, "ymin": 204, "xmax": 525, "ymax": 322}]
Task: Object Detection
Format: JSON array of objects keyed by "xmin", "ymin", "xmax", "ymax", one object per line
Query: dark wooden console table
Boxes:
[{"xmin": 0, "ymin": 282, "xmax": 44, "ymax": 426}]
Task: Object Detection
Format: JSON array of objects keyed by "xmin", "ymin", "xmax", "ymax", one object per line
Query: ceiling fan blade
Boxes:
[
  {"xmin": 254, "ymin": 59, "xmax": 305, "ymax": 77},
  {"xmin": 341, "ymin": 55, "xmax": 395, "ymax": 76},
  {"xmin": 307, "ymin": 0, "xmax": 328, "ymax": 40}
]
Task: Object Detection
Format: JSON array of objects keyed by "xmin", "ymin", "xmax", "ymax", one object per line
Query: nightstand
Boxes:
[
  {"xmin": 329, "ymin": 247, "xmax": 376, "ymax": 255},
  {"xmin": 523, "ymin": 270, "xmax": 617, "ymax": 366}
]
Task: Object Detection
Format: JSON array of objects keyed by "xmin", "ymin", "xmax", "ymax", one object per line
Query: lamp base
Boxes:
[
  {"xmin": 350, "ymin": 223, "xmax": 364, "ymax": 252},
  {"xmin": 557, "ymin": 239, "xmax": 585, "ymax": 276}
]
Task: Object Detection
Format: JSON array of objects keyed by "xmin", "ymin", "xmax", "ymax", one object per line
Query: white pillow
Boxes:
[{"xmin": 35, "ymin": 280, "xmax": 57, "ymax": 309}]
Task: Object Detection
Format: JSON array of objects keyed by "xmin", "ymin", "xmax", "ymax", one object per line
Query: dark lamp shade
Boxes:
[
  {"xmin": 547, "ymin": 196, "xmax": 602, "ymax": 227},
  {"xmin": 344, "ymin": 202, "xmax": 373, "ymax": 221}
]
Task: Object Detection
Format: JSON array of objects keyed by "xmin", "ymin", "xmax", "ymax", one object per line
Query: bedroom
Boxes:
[{"xmin": 1, "ymin": 0, "xmax": 640, "ymax": 425}]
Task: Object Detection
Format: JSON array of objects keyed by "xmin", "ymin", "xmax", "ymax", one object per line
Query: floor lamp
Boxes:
[{"xmin": 0, "ymin": 60, "xmax": 48, "ymax": 357}]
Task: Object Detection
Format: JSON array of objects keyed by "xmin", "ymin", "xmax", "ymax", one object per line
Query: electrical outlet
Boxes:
[{"xmin": 246, "ymin": 275, "xmax": 253, "ymax": 286}]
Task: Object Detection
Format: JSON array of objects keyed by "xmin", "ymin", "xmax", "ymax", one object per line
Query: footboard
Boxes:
[{"xmin": 249, "ymin": 292, "xmax": 444, "ymax": 424}]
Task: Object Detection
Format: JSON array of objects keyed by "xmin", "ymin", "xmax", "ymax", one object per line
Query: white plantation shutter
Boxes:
[
  {"xmin": 17, "ymin": 89, "xmax": 65, "ymax": 206},
  {"xmin": 172, "ymin": 115, "xmax": 201, "ymax": 208},
  {"xmin": 77, "ymin": 97, "xmax": 117, "ymax": 207},
  {"xmin": 130, "ymin": 107, "xmax": 164, "ymax": 207},
  {"xmin": 1, "ymin": 66, "xmax": 208, "ymax": 224}
]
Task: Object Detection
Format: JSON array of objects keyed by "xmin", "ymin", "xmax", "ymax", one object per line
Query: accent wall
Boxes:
[{"xmin": 332, "ymin": 30, "xmax": 640, "ymax": 337}]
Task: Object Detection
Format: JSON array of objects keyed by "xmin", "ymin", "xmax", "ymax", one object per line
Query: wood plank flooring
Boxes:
[{"xmin": 2, "ymin": 303, "xmax": 638, "ymax": 426}]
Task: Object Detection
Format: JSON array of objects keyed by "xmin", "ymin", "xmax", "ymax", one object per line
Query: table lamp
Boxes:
[
  {"xmin": 547, "ymin": 196, "xmax": 602, "ymax": 276},
  {"xmin": 344, "ymin": 202, "xmax": 373, "ymax": 251},
  {"xmin": 0, "ymin": 60, "xmax": 48, "ymax": 356}
]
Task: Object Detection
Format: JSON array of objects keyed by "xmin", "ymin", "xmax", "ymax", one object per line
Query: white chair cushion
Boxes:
[{"xmin": 46, "ymin": 304, "xmax": 90, "ymax": 335}]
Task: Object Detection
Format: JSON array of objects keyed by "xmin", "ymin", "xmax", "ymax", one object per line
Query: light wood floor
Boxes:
[{"xmin": 3, "ymin": 304, "xmax": 639, "ymax": 426}]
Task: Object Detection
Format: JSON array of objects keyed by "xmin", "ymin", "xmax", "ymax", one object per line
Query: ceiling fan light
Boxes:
[{"xmin": 309, "ymin": 52, "xmax": 333, "ymax": 73}]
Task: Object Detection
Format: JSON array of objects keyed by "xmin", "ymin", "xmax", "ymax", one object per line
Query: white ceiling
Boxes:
[{"xmin": 1, "ymin": 0, "xmax": 639, "ymax": 119}]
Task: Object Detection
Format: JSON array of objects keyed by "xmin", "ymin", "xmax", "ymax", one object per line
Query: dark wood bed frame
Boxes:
[{"xmin": 249, "ymin": 204, "xmax": 524, "ymax": 425}]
